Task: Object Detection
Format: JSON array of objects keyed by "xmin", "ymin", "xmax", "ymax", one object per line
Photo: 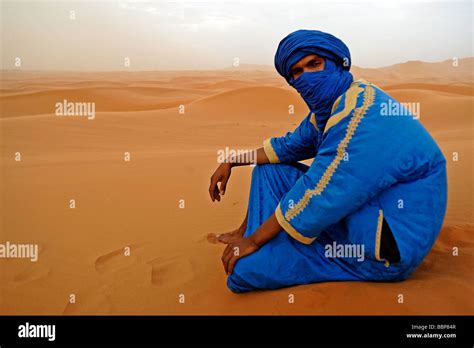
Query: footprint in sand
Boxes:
[
  {"xmin": 12, "ymin": 246, "xmax": 49, "ymax": 284},
  {"xmin": 94, "ymin": 244, "xmax": 144, "ymax": 274},
  {"xmin": 13, "ymin": 264, "xmax": 51, "ymax": 284},
  {"xmin": 63, "ymin": 284, "xmax": 114, "ymax": 315},
  {"xmin": 147, "ymin": 255, "xmax": 195, "ymax": 287}
]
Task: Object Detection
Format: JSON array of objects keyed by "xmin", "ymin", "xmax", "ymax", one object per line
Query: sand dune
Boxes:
[
  {"xmin": 193, "ymin": 79, "xmax": 263, "ymax": 91},
  {"xmin": 352, "ymin": 57, "xmax": 474, "ymax": 85},
  {"xmin": 0, "ymin": 59, "xmax": 473, "ymax": 315},
  {"xmin": 188, "ymin": 86, "xmax": 307, "ymax": 122},
  {"xmin": 386, "ymin": 89, "xmax": 473, "ymax": 132},
  {"xmin": 0, "ymin": 86, "xmax": 214, "ymax": 117},
  {"xmin": 383, "ymin": 83, "xmax": 473, "ymax": 96}
]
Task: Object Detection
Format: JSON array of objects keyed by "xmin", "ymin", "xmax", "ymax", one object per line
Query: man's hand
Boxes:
[
  {"xmin": 208, "ymin": 148, "xmax": 270, "ymax": 202},
  {"xmin": 209, "ymin": 163, "xmax": 232, "ymax": 202},
  {"xmin": 220, "ymin": 213, "xmax": 282, "ymax": 275},
  {"xmin": 221, "ymin": 236, "xmax": 259, "ymax": 275}
]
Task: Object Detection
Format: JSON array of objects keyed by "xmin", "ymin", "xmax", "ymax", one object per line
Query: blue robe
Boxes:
[{"xmin": 227, "ymin": 79, "xmax": 447, "ymax": 293}]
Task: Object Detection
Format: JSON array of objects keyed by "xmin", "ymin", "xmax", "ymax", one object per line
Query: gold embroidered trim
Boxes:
[
  {"xmin": 325, "ymin": 84, "xmax": 365, "ymax": 134},
  {"xmin": 309, "ymin": 112, "xmax": 319, "ymax": 131},
  {"xmin": 275, "ymin": 204, "xmax": 316, "ymax": 245},
  {"xmin": 329, "ymin": 79, "xmax": 367, "ymax": 116},
  {"xmin": 263, "ymin": 138, "xmax": 280, "ymax": 163},
  {"xmin": 331, "ymin": 95, "xmax": 343, "ymax": 115},
  {"xmin": 284, "ymin": 85, "xmax": 376, "ymax": 221},
  {"xmin": 375, "ymin": 209, "xmax": 384, "ymax": 261}
]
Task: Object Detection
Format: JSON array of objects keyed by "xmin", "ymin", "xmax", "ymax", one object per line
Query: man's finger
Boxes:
[
  {"xmin": 221, "ymin": 245, "xmax": 232, "ymax": 272},
  {"xmin": 223, "ymin": 244, "xmax": 234, "ymax": 260},
  {"xmin": 219, "ymin": 175, "xmax": 229, "ymax": 195},
  {"xmin": 224, "ymin": 244, "xmax": 239, "ymax": 274},
  {"xmin": 228, "ymin": 255, "xmax": 239, "ymax": 275},
  {"xmin": 224, "ymin": 253, "xmax": 232, "ymax": 275},
  {"xmin": 209, "ymin": 176, "xmax": 220, "ymax": 201},
  {"xmin": 213, "ymin": 183, "xmax": 221, "ymax": 201},
  {"xmin": 209, "ymin": 177, "xmax": 217, "ymax": 201},
  {"xmin": 222, "ymin": 244, "xmax": 235, "ymax": 272}
]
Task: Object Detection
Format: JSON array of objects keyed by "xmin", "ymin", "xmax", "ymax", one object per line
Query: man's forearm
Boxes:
[
  {"xmin": 237, "ymin": 209, "xmax": 249, "ymax": 233},
  {"xmin": 249, "ymin": 213, "xmax": 282, "ymax": 247},
  {"xmin": 228, "ymin": 147, "xmax": 269, "ymax": 167}
]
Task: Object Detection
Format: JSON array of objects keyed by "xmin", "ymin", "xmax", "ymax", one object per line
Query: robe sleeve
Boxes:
[
  {"xmin": 274, "ymin": 84, "xmax": 440, "ymax": 244},
  {"xmin": 263, "ymin": 112, "xmax": 319, "ymax": 163}
]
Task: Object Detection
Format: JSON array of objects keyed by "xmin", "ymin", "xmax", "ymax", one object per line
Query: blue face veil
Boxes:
[{"xmin": 274, "ymin": 30, "xmax": 353, "ymax": 130}]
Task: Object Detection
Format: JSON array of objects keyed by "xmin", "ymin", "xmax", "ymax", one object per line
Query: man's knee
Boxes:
[
  {"xmin": 226, "ymin": 254, "xmax": 260, "ymax": 293},
  {"xmin": 227, "ymin": 274, "xmax": 246, "ymax": 293},
  {"xmin": 227, "ymin": 267, "xmax": 253, "ymax": 293}
]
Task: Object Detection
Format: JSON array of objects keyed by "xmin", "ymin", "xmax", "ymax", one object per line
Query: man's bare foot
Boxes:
[
  {"xmin": 217, "ymin": 228, "xmax": 245, "ymax": 244},
  {"xmin": 206, "ymin": 229, "xmax": 244, "ymax": 244}
]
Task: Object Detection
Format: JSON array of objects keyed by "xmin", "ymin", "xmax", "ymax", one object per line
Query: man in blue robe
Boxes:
[{"xmin": 208, "ymin": 29, "xmax": 447, "ymax": 292}]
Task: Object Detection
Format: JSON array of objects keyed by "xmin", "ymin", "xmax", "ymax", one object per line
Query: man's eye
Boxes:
[{"xmin": 310, "ymin": 61, "xmax": 321, "ymax": 67}]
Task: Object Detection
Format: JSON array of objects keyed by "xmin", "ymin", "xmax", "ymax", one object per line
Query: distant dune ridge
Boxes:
[{"xmin": 0, "ymin": 58, "xmax": 472, "ymax": 315}]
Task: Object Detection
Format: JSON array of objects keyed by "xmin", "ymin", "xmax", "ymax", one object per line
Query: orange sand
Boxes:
[{"xmin": 0, "ymin": 59, "xmax": 473, "ymax": 315}]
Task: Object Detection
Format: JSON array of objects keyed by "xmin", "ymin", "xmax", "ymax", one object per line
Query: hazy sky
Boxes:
[{"xmin": 1, "ymin": 0, "xmax": 472, "ymax": 70}]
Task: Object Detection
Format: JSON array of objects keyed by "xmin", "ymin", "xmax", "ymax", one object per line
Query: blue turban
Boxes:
[
  {"xmin": 274, "ymin": 29, "xmax": 351, "ymax": 80},
  {"xmin": 274, "ymin": 30, "xmax": 353, "ymax": 130}
]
